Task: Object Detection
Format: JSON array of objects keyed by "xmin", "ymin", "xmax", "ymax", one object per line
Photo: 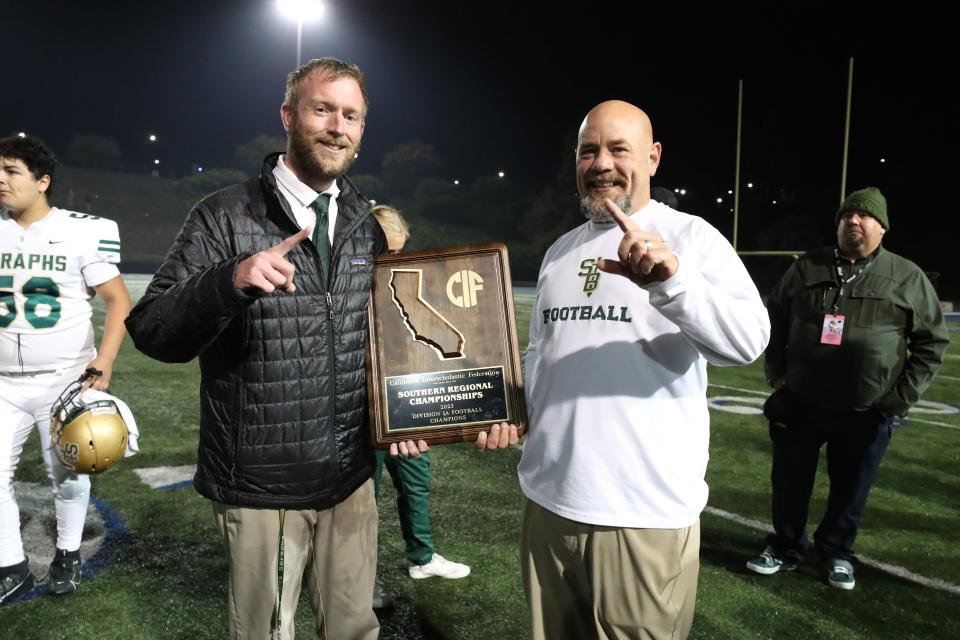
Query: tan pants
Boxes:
[
  {"xmin": 212, "ymin": 480, "xmax": 379, "ymax": 640},
  {"xmin": 520, "ymin": 497, "xmax": 700, "ymax": 640}
]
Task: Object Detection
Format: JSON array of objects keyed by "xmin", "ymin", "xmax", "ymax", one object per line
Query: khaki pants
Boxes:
[
  {"xmin": 212, "ymin": 480, "xmax": 379, "ymax": 640},
  {"xmin": 521, "ymin": 497, "xmax": 700, "ymax": 640}
]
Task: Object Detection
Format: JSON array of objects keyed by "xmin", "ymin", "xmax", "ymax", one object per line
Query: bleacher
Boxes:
[{"xmin": 53, "ymin": 166, "xmax": 198, "ymax": 272}]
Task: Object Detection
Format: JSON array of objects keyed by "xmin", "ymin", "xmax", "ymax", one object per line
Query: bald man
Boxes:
[{"xmin": 479, "ymin": 101, "xmax": 770, "ymax": 639}]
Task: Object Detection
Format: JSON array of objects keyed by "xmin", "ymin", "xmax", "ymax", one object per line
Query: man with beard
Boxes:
[
  {"xmin": 747, "ymin": 187, "xmax": 947, "ymax": 590},
  {"xmin": 125, "ymin": 58, "xmax": 424, "ymax": 639},
  {"xmin": 477, "ymin": 100, "xmax": 769, "ymax": 639}
]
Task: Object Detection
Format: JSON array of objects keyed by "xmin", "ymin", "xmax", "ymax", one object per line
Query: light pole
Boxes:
[{"xmin": 278, "ymin": 0, "xmax": 326, "ymax": 68}]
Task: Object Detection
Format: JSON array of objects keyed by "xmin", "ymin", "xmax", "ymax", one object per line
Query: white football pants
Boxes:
[{"xmin": 0, "ymin": 365, "xmax": 90, "ymax": 567}]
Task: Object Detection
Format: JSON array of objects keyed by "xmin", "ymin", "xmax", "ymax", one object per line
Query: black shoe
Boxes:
[
  {"xmin": 0, "ymin": 559, "xmax": 35, "ymax": 605},
  {"xmin": 47, "ymin": 548, "xmax": 81, "ymax": 596},
  {"xmin": 372, "ymin": 579, "xmax": 394, "ymax": 610}
]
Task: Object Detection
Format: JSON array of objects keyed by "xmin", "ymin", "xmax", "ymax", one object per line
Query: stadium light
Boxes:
[
  {"xmin": 498, "ymin": 171, "xmax": 505, "ymax": 178},
  {"xmin": 278, "ymin": 0, "xmax": 326, "ymax": 67},
  {"xmin": 880, "ymin": 158, "xmax": 886, "ymax": 163},
  {"xmin": 154, "ymin": 159, "xmax": 160, "ymax": 165},
  {"xmin": 148, "ymin": 134, "xmax": 157, "ymax": 142},
  {"xmin": 679, "ymin": 188, "xmax": 687, "ymax": 196},
  {"xmin": 747, "ymin": 182, "xmax": 754, "ymax": 188},
  {"xmin": 716, "ymin": 197, "xmax": 723, "ymax": 203},
  {"xmin": 17, "ymin": 132, "xmax": 26, "ymax": 138},
  {"xmin": 454, "ymin": 179, "xmax": 459, "ymax": 185}
]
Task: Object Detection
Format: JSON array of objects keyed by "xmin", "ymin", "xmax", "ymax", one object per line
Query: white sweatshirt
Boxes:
[{"xmin": 518, "ymin": 199, "xmax": 770, "ymax": 528}]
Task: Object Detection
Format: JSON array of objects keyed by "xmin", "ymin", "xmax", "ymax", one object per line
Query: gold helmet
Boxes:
[{"xmin": 50, "ymin": 377, "xmax": 128, "ymax": 474}]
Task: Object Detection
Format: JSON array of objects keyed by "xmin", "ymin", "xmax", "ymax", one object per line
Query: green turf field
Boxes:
[{"xmin": 2, "ymin": 277, "xmax": 957, "ymax": 639}]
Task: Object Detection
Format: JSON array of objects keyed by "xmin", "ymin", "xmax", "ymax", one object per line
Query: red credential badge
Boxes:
[{"xmin": 820, "ymin": 314, "xmax": 845, "ymax": 345}]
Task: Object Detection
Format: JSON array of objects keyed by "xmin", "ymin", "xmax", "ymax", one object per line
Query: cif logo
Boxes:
[
  {"xmin": 446, "ymin": 270, "xmax": 484, "ymax": 308},
  {"xmin": 578, "ymin": 258, "xmax": 601, "ymax": 297}
]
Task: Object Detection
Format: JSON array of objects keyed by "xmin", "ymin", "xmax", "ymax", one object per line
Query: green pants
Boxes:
[{"xmin": 374, "ymin": 449, "xmax": 435, "ymax": 565}]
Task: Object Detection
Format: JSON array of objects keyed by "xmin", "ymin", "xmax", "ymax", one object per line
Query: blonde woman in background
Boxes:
[{"xmin": 370, "ymin": 205, "xmax": 470, "ymax": 610}]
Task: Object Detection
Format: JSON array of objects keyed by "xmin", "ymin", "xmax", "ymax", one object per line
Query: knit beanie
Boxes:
[{"xmin": 836, "ymin": 187, "xmax": 889, "ymax": 230}]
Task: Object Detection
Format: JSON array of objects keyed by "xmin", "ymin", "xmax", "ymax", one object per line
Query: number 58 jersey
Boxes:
[{"xmin": 0, "ymin": 207, "xmax": 122, "ymax": 372}]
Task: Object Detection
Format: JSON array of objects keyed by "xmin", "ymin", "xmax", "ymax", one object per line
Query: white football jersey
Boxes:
[{"xmin": 0, "ymin": 207, "xmax": 122, "ymax": 371}]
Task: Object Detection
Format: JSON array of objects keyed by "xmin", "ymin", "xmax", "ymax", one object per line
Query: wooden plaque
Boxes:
[{"xmin": 366, "ymin": 243, "xmax": 527, "ymax": 446}]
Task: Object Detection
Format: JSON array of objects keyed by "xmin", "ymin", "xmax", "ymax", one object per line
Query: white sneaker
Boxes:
[{"xmin": 408, "ymin": 553, "xmax": 471, "ymax": 580}]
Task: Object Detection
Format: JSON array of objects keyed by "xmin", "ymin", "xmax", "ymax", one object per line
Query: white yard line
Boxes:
[
  {"xmin": 708, "ymin": 383, "xmax": 768, "ymax": 397},
  {"xmin": 707, "ymin": 384, "xmax": 959, "ymax": 430},
  {"xmin": 904, "ymin": 417, "xmax": 960, "ymax": 430},
  {"xmin": 705, "ymin": 506, "xmax": 960, "ymax": 596},
  {"xmin": 133, "ymin": 465, "xmax": 196, "ymax": 488},
  {"xmin": 130, "ymin": 461, "xmax": 960, "ymax": 595}
]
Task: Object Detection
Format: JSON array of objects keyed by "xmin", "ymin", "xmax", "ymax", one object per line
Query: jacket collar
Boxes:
[
  {"xmin": 802, "ymin": 245, "xmax": 893, "ymax": 286},
  {"xmin": 258, "ymin": 152, "xmax": 373, "ymax": 236}
]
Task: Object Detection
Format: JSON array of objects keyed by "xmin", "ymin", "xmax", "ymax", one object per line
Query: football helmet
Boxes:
[{"xmin": 50, "ymin": 375, "xmax": 128, "ymax": 474}]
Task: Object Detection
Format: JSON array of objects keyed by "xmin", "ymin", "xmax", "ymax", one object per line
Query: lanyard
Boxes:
[
  {"xmin": 826, "ymin": 249, "xmax": 872, "ymax": 314},
  {"xmin": 272, "ymin": 509, "xmax": 286, "ymax": 639}
]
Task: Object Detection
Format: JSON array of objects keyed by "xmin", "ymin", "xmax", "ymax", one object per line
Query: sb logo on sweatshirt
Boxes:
[{"xmin": 578, "ymin": 258, "xmax": 601, "ymax": 297}]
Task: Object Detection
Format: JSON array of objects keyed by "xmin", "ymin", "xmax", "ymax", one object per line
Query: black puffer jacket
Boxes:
[{"xmin": 125, "ymin": 154, "xmax": 385, "ymax": 509}]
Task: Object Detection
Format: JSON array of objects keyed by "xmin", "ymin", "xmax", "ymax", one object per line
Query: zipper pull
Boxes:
[{"xmin": 326, "ymin": 292, "xmax": 333, "ymax": 320}]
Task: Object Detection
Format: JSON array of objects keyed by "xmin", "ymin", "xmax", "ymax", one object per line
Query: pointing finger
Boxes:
[
  {"xmin": 269, "ymin": 226, "xmax": 312, "ymax": 257},
  {"xmin": 603, "ymin": 199, "xmax": 637, "ymax": 233}
]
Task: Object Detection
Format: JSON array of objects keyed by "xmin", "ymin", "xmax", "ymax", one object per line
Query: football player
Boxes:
[{"xmin": 0, "ymin": 135, "xmax": 132, "ymax": 603}]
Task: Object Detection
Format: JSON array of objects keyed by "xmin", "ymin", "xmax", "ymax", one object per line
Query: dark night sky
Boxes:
[{"xmin": 4, "ymin": 1, "xmax": 958, "ymax": 279}]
